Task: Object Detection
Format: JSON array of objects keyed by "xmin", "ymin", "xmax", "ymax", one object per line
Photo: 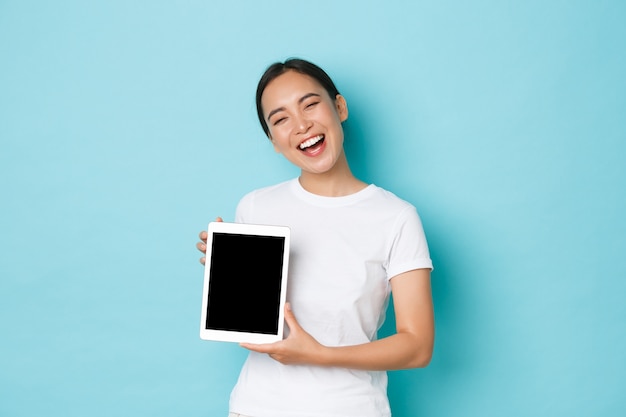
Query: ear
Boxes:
[{"xmin": 335, "ymin": 94, "xmax": 348, "ymax": 122}]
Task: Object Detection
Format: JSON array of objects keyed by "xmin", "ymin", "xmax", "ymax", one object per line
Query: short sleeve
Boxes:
[{"xmin": 385, "ymin": 206, "xmax": 433, "ymax": 280}]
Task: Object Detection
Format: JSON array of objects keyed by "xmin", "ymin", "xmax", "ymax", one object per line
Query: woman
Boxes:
[{"xmin": 197, "ymin": 58, "xmax": 434, "ymax": 417}]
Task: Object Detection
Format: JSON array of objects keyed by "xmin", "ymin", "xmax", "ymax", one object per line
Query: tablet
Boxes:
[{"xmin": 200, "ymin": 221, "xmax": 290, "ymax": 343}]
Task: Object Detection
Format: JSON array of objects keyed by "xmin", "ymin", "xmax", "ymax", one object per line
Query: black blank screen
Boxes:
[{"xmin": 205, "ymin": 232, "xmax": 285, "ymax": 334}]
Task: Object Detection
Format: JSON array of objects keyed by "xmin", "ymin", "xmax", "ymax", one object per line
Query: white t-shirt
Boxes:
[{"xmin": 229, "ymin": 178, "xmax": 432, "ymax": 417}]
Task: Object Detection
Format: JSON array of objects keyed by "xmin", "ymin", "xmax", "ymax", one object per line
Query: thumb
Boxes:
[{"xmin": 284, "ymin": 302, "xmax": 300, "ymax": 332}]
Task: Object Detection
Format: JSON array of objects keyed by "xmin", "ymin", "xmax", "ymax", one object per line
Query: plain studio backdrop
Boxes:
[{"xmin": 1, "ymin": 1, "xmax": 624, "ymax": 416}]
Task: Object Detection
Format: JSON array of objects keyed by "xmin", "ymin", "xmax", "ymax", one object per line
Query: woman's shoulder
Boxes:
[
  {"xmin": 368, "ymin": 184, "xmax": 417, "ymax": 211},
  {"xmin": 239, "ymin": 178, "xmax": 296, "ymax": 203},
  {"xmin": 235, "ymin": 179, "xmax": 296, "ymax": 223}
]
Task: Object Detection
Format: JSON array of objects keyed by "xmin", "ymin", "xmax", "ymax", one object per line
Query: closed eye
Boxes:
[{"xmin": 273, "ymin": 116, "xmax": 287, "ymax": 126}]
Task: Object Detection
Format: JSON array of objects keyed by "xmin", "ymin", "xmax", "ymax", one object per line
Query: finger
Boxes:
[
  {"xmin": 196, "ymin": 241, "xmax": 207, "ymax": 253},
  {"xmin": 283, "ymin": 302, "xmax": 301, "ymax": 333},
  {"xmin": 240, "ymin": 342, "xmax": 277, "ymax": 354},
  {"xmin": 199, "ymin": 230, "xmax": 208, "ymax": 242},
  {"xmin": 200, "ymin": 256, "xmax": 206, "ymax": 265},
  {"xmin": 216, "ymin": 217, "xmax": 223, "ymax": 222}
]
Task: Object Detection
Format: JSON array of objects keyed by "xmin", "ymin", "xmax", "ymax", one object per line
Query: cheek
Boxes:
[
  {"xmin": 269, "ymin": 131, "xmax": 290, "ymax": 150},
  {"xmin": 320, "ymin": 107, "xmax": 342, "ymax": 124},
  {"xmin": 270, "ymin": 138, "xmax": 282, "ymax": 153},
  {"xmin": 268, "ymin": 124, "xmax": 292, "ymax": 143}
]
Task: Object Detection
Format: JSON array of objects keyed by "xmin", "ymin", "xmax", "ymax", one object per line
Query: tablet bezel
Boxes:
[{"xmin": 199, "ymin": 221, "xmax": 290, "ymax": 344}]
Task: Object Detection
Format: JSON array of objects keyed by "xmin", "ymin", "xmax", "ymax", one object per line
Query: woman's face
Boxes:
[{"xmin": 261, "ymin": 70, "xmax": 348, "ymax": 175}]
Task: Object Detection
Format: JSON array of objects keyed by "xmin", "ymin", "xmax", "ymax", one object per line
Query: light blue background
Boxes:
[{"xmin": 1, "ymin": 1, "xmax": 625, "ymax": 416}]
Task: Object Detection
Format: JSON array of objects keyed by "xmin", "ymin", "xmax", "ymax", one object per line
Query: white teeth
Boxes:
[{"xmin": 299, "ymin": 135, "xmax": 324, "ymax": 150}]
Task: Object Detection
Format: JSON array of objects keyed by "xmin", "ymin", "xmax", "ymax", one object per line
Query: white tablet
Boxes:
[{"xmin": 200, "ymin": 221, "xmax": 291, "ymax": 343}]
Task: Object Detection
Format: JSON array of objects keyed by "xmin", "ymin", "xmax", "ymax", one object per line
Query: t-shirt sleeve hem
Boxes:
[{"xmin": 387, "ymin": 259, "xmax": 433, "ymax": 281}]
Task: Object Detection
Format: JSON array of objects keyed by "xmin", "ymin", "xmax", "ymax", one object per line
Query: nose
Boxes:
[{"xmin": 294, "ymin": 113, "xmax": 312, "ymax": 134}]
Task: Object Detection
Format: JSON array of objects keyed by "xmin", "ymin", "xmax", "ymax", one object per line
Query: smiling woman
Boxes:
[
  {"xmin": 262, "ymin": 70, "xmax": 351, "ymax": 190},
  {"xmin": 196, "ymin": 58, "xmax": 434, "ymax": 417}
]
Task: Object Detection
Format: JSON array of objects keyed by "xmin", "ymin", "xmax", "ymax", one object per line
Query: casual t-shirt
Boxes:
[{"xmin": 229, "ymin": 178, "xmax": 433, "ymax": 417}]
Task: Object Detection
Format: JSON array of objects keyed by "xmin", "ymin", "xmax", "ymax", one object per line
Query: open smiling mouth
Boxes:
[{"xmin": 298, "ymin": 134, "xmax": 325, "ymax": 152}]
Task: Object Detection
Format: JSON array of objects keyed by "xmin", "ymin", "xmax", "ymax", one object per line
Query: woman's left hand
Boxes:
[
  {"xmin": 243, "ymin": 269, "xmax": 433, "ymax": 371},
  {"xmin": 240, "ymin": 303, "xmax": 326, "ymax": 366}
]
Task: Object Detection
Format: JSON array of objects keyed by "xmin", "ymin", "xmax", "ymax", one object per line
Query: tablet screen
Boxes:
[{"xmin": 206, "ymin": 232, "xmax": 285, "ymax": 333}]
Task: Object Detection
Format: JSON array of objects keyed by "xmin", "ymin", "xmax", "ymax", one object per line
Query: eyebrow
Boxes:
[{"xmin": 266, "ymin": 92, "xmax": 322, "ymax": 121}]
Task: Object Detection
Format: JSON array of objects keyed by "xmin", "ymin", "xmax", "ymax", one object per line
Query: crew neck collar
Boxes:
[{"xmin": 289, "ymin": 178, "xmax": 376, "ymax": 207}]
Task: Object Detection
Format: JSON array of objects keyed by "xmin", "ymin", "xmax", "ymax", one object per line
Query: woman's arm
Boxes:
[{"xmin": 241, "ymin": 268, "xmax": 434, "ymax": 371}]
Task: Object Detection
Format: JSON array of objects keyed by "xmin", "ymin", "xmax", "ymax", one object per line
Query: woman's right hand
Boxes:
[{"xmin": 196, "ymin": 216, "xmax": 223, "ymax": 265}]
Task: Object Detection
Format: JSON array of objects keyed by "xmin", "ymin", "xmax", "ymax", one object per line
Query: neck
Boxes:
[{"xmin": 298, "ymin": 153, "xmax": 367, "ymax": 197}]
